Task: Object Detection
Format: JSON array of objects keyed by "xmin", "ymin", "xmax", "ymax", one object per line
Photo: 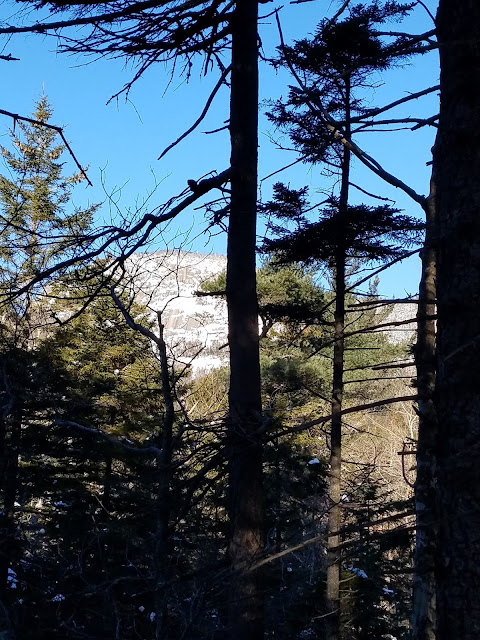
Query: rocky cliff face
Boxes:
[
  {"xmin": 125, "ymin": 251, "xmax": 416, "ymax": 376},
  {"xmin": 383, "ymin": 303, "xmax": 417, "ymax": 345},
  {"xmin": 126, "ymin": 250, "xmax": 228, "ymax": 376}
]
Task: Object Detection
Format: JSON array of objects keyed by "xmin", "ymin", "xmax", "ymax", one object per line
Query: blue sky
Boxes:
[{"xmin": 0, "ymin": 0, "xmax": 438, "ymax": 296}]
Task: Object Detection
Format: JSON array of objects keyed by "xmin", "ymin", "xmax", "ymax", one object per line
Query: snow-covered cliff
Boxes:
[
  {"xmin": 126, "ymin": 250, "xmax": 228, "ymax": 376},
  {"xmin": 124, "ymin": 250, "xmax": 416, "ymax": 376}
]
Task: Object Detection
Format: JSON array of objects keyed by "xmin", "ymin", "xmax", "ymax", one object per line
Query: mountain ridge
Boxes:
[{"xmin": 124, "ymin": 250, "xmax": 416, "ymax": 376}]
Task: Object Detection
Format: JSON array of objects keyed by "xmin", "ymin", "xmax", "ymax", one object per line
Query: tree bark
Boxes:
[
  {"xmin": 0, "ymin": 412, "xmax": 20, "ymax": 600},
  {"xmin": 154, "ymin": 313, "xmax": 175, "ymax": 640},
  {"xmin": 326, "ymin": 248, "xmax": 346, "ymax": 640},
  {"xmin": 226, "ymin": 1, "xmax": 263, "ymax": 638},
  {"xmin": 326, "ymin": 79, "xmax": 350, "ymax": 640},
  {"xmin": 412, "ymin": 170, "xmax": 437, "ymax": 640},
  {"xmin": 435, "ymin": 2, "xmax": 480, "ymax": 638}
]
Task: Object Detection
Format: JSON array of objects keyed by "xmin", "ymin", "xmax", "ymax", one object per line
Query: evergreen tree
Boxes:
[
  {"xmin": 201, "ymin": 259, "xmax": 410, "ymax": 638},
  {"xmin": 0, "ymin": 96, "xmax": 96, "ymax": 609},
  {"xmin": 0, "ymin": 2, "xmax": 265, "ymax": 631},
  {"xmin": 262, "ymin": 184, "xmax": 420, "ymax": 640},
  {"xmin": 0, "ymin": 95, "xmax": 95, "ymax": 316},
  {"xmin": 268, "ymin": 5, "xmax": 436, "ymax": 636},
  {"xmin": 263, "ymin": 6, "xmax": 424, "ymax": 636},
  {"xmin": 0, "ymin": 277, "xmax": 175, "ymax": 639}
]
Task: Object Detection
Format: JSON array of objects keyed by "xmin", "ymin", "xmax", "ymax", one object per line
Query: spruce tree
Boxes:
[
  {"xmin": 0, "ymin": 96, "xmax": 96, "ymax": 604},
  {"xmin": 264, "ymin": 6, "xmax": 423, "ymax": 636},
  {"xmin": 0, "ymin": 95, "xmax": 95, "ymax": 311},
  {"xmin": 262, "ymin": 188, "xmax": 420, "ymax": 640}
]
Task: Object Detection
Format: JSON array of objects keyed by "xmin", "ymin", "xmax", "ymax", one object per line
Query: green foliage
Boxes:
[
  {"xmin": 268, "ymin": 1, "xmax": 419, "ymax": 163},
  {"xmin": 44, "ymin": 285, "xmax": 162, "ymax": 436},
  {"xmin": 341, "ymin": 480, "xmax": 413, "ymax": 640},
  {"xmin": 262, "ymin": 188, "xmax": 423, "ymax": 269},
  {"xmin": 258, "ymin": 261, "xmax": 326, "ymax": 325},
  {"xmin": 0, "ymin": 96, "xmax": 97, "ymax": 289}
]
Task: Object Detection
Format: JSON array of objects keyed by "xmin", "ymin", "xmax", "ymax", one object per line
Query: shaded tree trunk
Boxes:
[
  {"xmin": 435, "ymin": 2, "xmax": 480, "ymax": 638},
  {"xmin": 0, "ymin": 417, "xmax": 8, "ymax": 600},
  {"xmin": 0, "ymin": 413, "xmax": 20, "ymax": 600},
  {"xmin": 326, "ymin": 79, "xmax": 350, "ymax": 640},
  {"xmin": 154, "ymin": 313, "xmax": 175, "ymax": 640},
  {"xmin": 226, "ymin": 0, "xmax": 263, "ymax": 638},
  {"xmin": 412, "ymin": 170, "xmax": 437, "ymax": 640},
  {"xmin": 326, "ymin": 247, "xmax": 346, "ymax": 640}
]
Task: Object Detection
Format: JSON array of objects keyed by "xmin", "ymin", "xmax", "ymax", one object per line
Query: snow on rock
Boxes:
[
  {"xmin": 126, "ymin": 250, "xmax": 228, "ymax": 377},
  {"xmin": 120, "ymin": 251, "xmax": 416, "ymax": 378},
  {"xmin": 382, "ymin": 302, "xmax": 417, "ymax": 345}
]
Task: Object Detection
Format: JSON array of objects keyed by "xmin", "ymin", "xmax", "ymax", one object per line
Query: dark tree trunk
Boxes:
[
  {"xmin": 435, "ymin": 2, "xmax": 480, "ymax": 638},
  {"xmin": 226, "ymin": 0, "xmax": 263, "ymax": 638},
  {"xmin": 103, "ymin": 455, "xmax": 112, "ymax": 512},
  {"xmin": 0, "ymin": 417, "xmax": 8, "ymax": 600},
  {"xmin": 326, "ymin": 80, "xmax": 350, "ymax": 640},
  {"xmin": 326, "ymin": 248, "xmax": 346, "ymax": 640},
  {"xmin": 154, "ymin": 313, "xmax": 175, "ymax": 640},
  {"xmin": 412, "ymin": 171, "xmax": 437, "ymax": 640}
]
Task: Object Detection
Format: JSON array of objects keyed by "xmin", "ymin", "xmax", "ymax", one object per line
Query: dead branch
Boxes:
[
  {"xmin": 352, "ymin": 85, "xmax": 440, "ymax": 122},
  {"xmin": 0, "ymin": 107, "xmax": 92, "ymax": 186},
  {"xmin": 52, "ymin": 419, "xmax": 163, "ymax": 458},
  {"xmin": 158, "ymin": 64, "xmax": 232, "ymax": 159},
  {"xmin": 0, "ymin": 167, "xmax": 231, "ymax": 304},
  {"xmin": 268, "ymin": 394, "xmax": 418, "ymax": 438}
]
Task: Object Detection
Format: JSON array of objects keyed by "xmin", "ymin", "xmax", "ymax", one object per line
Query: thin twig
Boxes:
[{"xmin": 158, "ymin": 64, "xmax": 232, "ymax": 160}]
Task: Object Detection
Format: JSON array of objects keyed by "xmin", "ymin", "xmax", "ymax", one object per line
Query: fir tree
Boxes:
[
  {"xmin": 262, "ymin": 7, "xmax": 424, "ymax": 637},
  {"xmin": 0, "ymin": 96, "xmax": 97, "ymax": 606},
  {"xmin": 0, "ymin": 95, "xmax": 96, "ymax": 314}
]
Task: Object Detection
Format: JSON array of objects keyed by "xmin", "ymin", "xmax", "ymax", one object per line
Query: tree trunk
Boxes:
[
  {"xmin": 154, "ymin": 313, "xmax": 175, "ymax": 640},
  {"xmin": 326, "ymin": 248, "xmax": 346, "ymax": 640},
  {"xmin": 412, "ymin": 170, "xmax": 437, "ymax": 640},
  {"xmin": 0, "ymin": 413, "xmax": 20, "ymax": 600},
  {"xmin": 326, "ymin": 79, "xmax": 351, "ymax": 640},
  {"xmin": 435, "ymin": 2, "xmax": 480, "ymax": 638},
  {"xmin": 226, "ymin": 0, "xmax": 263, "ymax": 638}
]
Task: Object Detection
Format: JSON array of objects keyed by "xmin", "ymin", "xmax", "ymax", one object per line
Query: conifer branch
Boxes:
[
  {"xmin": 275, "ymin": 11, "xmax": 428, "ymax": 207},
  {"xmin": 0, "ymin": 107, "xmax": 92, "ymax": 186}
]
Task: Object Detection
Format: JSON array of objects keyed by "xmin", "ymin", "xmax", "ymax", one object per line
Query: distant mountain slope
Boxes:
[
  {"xmin": 126, "ymin": 250, "xmax": 228, "ymax": 376},
  {"xmin": 383, "ymin": 303, "xmax": 417, "ymax": 345},
  {"xmin": 124, "ymin": 251, "xmax": 416, "ymax": 375}
]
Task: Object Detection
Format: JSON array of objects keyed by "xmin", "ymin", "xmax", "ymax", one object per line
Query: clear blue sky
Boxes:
[{"xmin": 0, "ymin": 0, "xmax": 438, "ymax": 296}]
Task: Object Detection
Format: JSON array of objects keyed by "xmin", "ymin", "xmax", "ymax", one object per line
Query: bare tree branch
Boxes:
[
  {"xmin": 270, "ymin": 394, "xmax": 418, "ymax": 437},
  {"xmin": 53, "ymin": 419, "xmax": 163, "ymax": 457},
  {"xmin": 158, "ymin": 64, "xmax": 232, "ymax": 159},
  {"xmin": 0, "ymin": 167, "xmax": 231, "ymax": 304},
  {"xmin": 0, "ymin": 107, "xmax": 92, "ymax": 185}
]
